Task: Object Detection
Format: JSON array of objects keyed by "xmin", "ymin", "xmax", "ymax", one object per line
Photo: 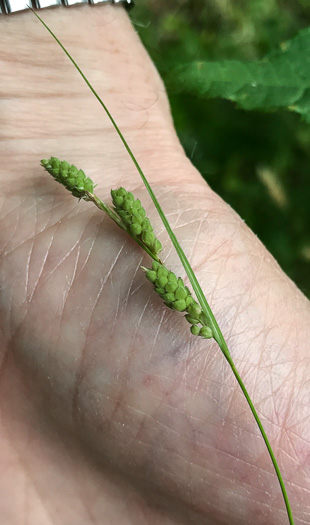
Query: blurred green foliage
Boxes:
[{"xmin": 131, "ymin": 0, "xmax": 310, "ymax": 298}]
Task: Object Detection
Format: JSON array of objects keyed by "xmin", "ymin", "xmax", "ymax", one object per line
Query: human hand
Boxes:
[{"xmin": 0, "ymin": 7, "xmax": 309, "ymax": 524}]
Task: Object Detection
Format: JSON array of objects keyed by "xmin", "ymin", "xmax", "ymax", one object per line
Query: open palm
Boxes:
[{"xmin": 1, "ymin": 7, "xmax": 309, "ymax": 525}]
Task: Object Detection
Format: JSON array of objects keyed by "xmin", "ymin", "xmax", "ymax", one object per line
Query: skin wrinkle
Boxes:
[
  {"xmin": 0, "ymin": 196, "xmax": 33, "ymax": 260},
  {"xmin": 28, "ymin": 201, "xmax": 95, "ymax": 272},
  {"xmin": 171, "ymin": 448, "xmax": 271, "ymax": 507},
  {"xmin": 25, "ymin": 195, "xmax": 62, "ymax": 301},
  {"xmin": 23, "ymin": 198, "xmax": 43, "ymax": 302},
  {"xmin": 0, "ymin": 345, "xmax": 10, "ymax": 386},
  {"xmin": 190, "ymin": 409, "xmax": 264, "ymax": 447},
  {"xmin": 0, "ymin": 199, "xmax": 27, "ymax": 256},
  {"xmin": 109, "ymin": 277, "xmax": 121, "ymax": 346},
  {"xmin": 41, "ymin": 224, "xmax": 82, "ymax": 280},
  {"xmin": 188, "ymin": 213, "xmax": 205, "ymax": 265},
  {"xmin": 74, "ymin": 233, "xmax": 98, "ymax": 279},
  {"xmin": 239, "ymin": 332, "xmax": 269, "ymax": 403},
  {"xmin": 1, "ymin": 420, "xmax": 54, "ymax": 525},
  {"xmin": 27, "ymin": 230, "xmax": 55, "ymax": 303},
  {"xmin": 129, "ymin": 409, "xmax": 192, "ymax": 458},
  {"xmin": 286, "ymin": 422, "xmax": 310, "ymax": 450},
  {"xmin": 284, "ymin": 431, "xmax": 304, "ymax": 467},
  {"xmin": 71, "ymin": 462, "xmax": 98, "ymax": 525},
  {"xmin": 62, "ymin": 246, "xmax": 81, "ymax": 310},
  {"xmin": 61, "ymin": 219, "xmax": 97, "ymax": 286},
  {"xmin": 184, "ymin": 352, "xmax": 215, "ymax": 396},
  {"xmin": 71, "ymin": 243, "xmax": 125, "ymax": 426},
  {"xmin": 23, "ymin": 236, "xmax": 35, "ymax": 305},
  {"xmin": 273, "ymin": 368, "xmax": 296, "ymax": 433},
  {"xmin": 123, "ymin": 255, "xmax": 144, "ymax": 308},
  {"xmin": 127, "ymin": 294, "xmax": 152, "ymax": 368},
  {"xmin": 146, "ymin": 443, "xmax": 277, "ymax": 521},
  {"xmin": 148, "ymin": 310, "xmax": 166, "ymax": 364},
  {"xmin": 132, "ymin": 393, "xmax": 184, "ymax": 446},
  {"xmin": 22, "ymin": 476, "xmax": 28, "ymax": 525},
  {"xmin": 1, "ymin": 197, "xmax": 78, "ymax": 259}
]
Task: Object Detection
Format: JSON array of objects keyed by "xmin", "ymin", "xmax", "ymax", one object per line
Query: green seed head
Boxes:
[
  {"xmin": 157, "ymin": 275, "xmax": 168, "ymax": 288},
  {"xmin": 41, "ymin": 157, "xmax": 94, "ymax": 199},
  {"xmin": 188, "ymin": 303, "xmax": 202, "ymax": 318},
  {"xmin": 145, "ymin": 270, "xmax": 157, "ymax": 283},
  {"xmin": 110, "ymin": 189, "xmax": 118, "ymax": 199},
  {"xmin": 165, "ymin": 281, "xmax": 178, "ymax": 293},
  {"xmin": 60, "ymin": 160, "xmax": 70, "ymax": 171},
  {"xmin": 123, "ymin": 199, "xmax": 133, "ymax": 212},
  {"xmin": 168, "ymin": 271, "xmax": 178, "ymax": 284},
  {"xmin": 66, "ymin": 177, "xmax": 76, "ymax": 189},
  {"xmin": 132, "ymin": 214, "xmax": 143, "ymax": 225},
  {"xmin": 155, "ymin": 287, "xmax": 165, "ymax": 296},
  {"xmin": 173, "ymin": 299, "xmax": 187, "ymax": 311},
  {"xmin": 111, "ymin": 188, "xmax": 162, "ymax": 256},
  {"xmin": 114, "ymin": 196, "xmax": 124, "ymax": 207},
  {"xmin": 190, "ymin": 325, "xmax": 200, "ymax": 336},
  {"xmin": 141, "ymin": 218, "xmax": 151, "ymax": 232},
  {"xmin": 117, "ymin": 210, "xmax": 131, "ymax": 224},
  {"xmin": 157, "ymin": 267, "xmax": 168, "ymax": 279},
  {"xmin": 185, "ymin": 296, "xmax": 194, "ymax": 307},
  {"xmin": 142, "ymin": 230, "xmax": 155, "ymax": 246},
  {"xmin": 153, "ymin": 239, "xmax": 162, "ymax": 253},
  {"xmin": 69, "ymin": 165, "xmax": 78, "ymax": 177},
  {"xmin": 199, "ymin": 326, "xmax": 213, "ymax": 339},
  {"xmin": 117, "ymin": 187, "xmax": 127, "ymax": 197},
  {"xmin": 84, "ymin": 178, "xmax": 94, "ymax": 192},
  {"xmin": 163, "ymin": 292, "xmax": 176, "ymax": 303},
  {"xmin": 129, "ymin": 223, "xmax": 142, "ymax": 236},
  {"xmin": 185, "ymin": 314, "xmax": 200, "ymax": 324},
  {"xmin": 143, "ymin": 262, "xmax": 211, "ymax": 341},
  {"xmin": 49, "ymin": 157, "xmax": 60, "ymax": 168},
  {"xmin": 175, "ymin": 286, "xmax": 188, "ymax": 301},
  {"xmin": 125, "ymin": 192, "xmax": 134, "ymax": 203}
]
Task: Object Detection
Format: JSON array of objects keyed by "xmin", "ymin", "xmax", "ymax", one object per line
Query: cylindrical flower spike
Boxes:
[
  {"xmin": 111, "ymin": 187, "xmax": 162, "ymax": 257},
  {"xmin": 41, "ymin": 157, "xmax": 94, "ymax": 199},
  {"xmin": 143, "ymin": 261, "xmax": 213, "ymax": 340}
]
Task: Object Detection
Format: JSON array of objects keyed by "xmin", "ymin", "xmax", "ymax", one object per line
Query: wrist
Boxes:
[
  {"xmin": 0, "ymin": 5, "xmax": 133, "ymax": 92},
  {"xmin": 0, "ymin": 4, "xmax": 186, "ymax": 189}
]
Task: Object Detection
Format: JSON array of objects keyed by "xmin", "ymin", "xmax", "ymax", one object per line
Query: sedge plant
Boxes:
[{"xmin": 32, "ymin": 8, "xmax": 294, "ymax": 525}]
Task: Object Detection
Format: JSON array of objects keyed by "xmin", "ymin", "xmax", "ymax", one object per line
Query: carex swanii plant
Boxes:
[{"xmin": 34, "ymin": 9, "xmax": 294, "ymax": 525}]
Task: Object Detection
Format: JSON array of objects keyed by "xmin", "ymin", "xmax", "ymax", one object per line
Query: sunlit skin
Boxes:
[{"xmin": 0, "ymin": 7, "xmax": 309, "ymax": 525}]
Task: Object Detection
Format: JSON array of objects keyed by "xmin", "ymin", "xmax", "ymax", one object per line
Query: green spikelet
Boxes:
[
  {"xmin": 41, "ymin": 157, "xmax": 94, "ymax": 199},
  {"xmin": 111, "ymin": 187, "xmax": 162, "ymax": 256},
  {"xmin": 143, "ymin": 261, "xmax": 213, "ymax": 340}
]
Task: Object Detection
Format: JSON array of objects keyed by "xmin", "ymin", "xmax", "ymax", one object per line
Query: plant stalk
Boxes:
[{"xmin": 223, "ymin": 350, "xmax": 294, "ymax": 525}]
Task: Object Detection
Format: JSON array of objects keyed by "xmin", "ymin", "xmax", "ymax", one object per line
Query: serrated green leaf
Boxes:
[{"xmin": 165, "ymin": 28, "xmax": 310, "ymax": 122}]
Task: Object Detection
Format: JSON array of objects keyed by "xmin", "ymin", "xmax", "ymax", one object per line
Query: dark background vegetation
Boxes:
[{"xmin": 130, "ymin": 0, "xmax": 310, "ymax": 298}]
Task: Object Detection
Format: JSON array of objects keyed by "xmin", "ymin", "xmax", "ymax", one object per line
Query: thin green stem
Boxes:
[{"xmin": 224, "ymin": 350, "xmax": 294, "ymax": 525}]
